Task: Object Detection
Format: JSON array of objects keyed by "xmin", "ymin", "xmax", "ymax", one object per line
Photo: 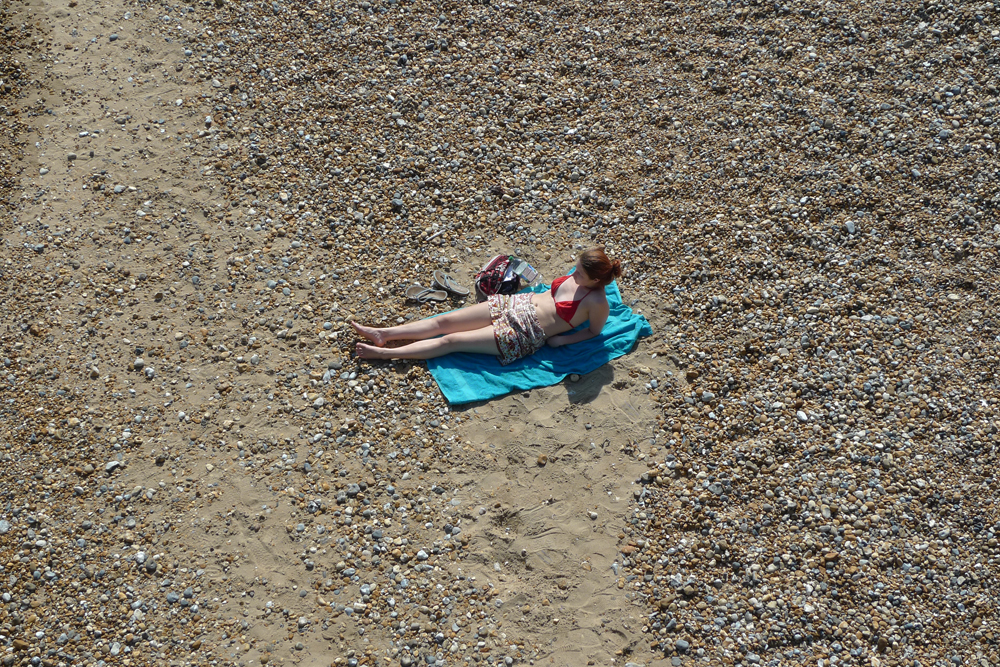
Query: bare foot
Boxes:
[
  {"xmin": 356, "ymin": 342, "xmax": 383, "ymax": 359},
  {"xmin": 351, "ymin": 321, "xmax": 386, "ymax": 347}
]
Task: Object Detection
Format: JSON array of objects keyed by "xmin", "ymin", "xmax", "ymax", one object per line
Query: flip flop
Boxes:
[
  {"xmin": 405, "ymin": 283, "xmax": 448, "ymax": 303},
  {"xmin": 432, "ymin": 270, "xmax": 470, "ymax": 296}
]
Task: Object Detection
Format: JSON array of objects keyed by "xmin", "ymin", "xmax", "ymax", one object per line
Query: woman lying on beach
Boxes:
[{"xmin": 352, "ymin": 248, "xmax": 622, "ymax": 365}]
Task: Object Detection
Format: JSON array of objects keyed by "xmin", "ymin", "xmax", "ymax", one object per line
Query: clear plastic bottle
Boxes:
[{"xmin": 511, "ymin": 258, "xmax": 539, "ymax": 284}]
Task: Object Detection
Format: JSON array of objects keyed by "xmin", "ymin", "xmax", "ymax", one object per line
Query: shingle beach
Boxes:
[{"xmin": 1, "ymin": 0, "xmax": 998, "ymax": 665}]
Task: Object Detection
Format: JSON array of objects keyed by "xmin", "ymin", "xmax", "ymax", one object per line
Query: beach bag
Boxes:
[{"xmin": 474, "ymin": 254, "xmax": 521, "ymax": 302}]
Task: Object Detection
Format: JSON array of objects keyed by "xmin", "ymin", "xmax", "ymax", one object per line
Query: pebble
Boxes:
[{"xmin": 3, "ymin": 0, "xmax": 998, "ymax": 665}]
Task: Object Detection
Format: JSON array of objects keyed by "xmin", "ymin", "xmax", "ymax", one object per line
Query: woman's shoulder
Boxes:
[{"xmin": 585, "ymin": 287, "xmax": 609, "ymax": 304}]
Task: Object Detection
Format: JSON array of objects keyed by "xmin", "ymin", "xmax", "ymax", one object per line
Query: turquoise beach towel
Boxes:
[{"xmin": 427, "ymin": 275, "xmax": 652, "ymax": 405}]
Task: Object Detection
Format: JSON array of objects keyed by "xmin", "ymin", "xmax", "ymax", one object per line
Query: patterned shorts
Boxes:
[{"xmin": 488, "ymin": 293, "xmax": 547, "ymax": 366}]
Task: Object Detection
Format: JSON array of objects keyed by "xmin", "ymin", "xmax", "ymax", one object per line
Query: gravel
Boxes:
[{"xmin": 2, "ymin": 0, "xmax": 998, "ymax": 664}]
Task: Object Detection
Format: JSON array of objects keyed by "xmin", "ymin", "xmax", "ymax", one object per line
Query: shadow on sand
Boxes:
[{"xmin": 564, "ymin": 364, "xmax": 614, "ymax": 404}]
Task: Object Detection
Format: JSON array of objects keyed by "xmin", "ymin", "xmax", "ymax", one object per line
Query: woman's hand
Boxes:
[{"xmin": 546, "ymin": 337, "xmax": 564, "ymax": 348}]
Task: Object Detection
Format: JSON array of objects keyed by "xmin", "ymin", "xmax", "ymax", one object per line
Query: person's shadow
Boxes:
[{"xmin": 564, "ymin": 364, "xmax": 614, "ymax": 404}]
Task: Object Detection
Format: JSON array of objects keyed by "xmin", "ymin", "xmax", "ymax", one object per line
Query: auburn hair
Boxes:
[{"xmin": 580, "ymin": 247, "xmax": 622, "ymax": 287}]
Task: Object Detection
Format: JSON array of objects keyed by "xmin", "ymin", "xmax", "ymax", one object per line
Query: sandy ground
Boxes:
[
  {"xmin": 2, "ymin": 1, "xmax": 667, "ymax": 663},
  {"xmin": 3, "ymin": 0, "xmax": 999, "ymax": 666}
]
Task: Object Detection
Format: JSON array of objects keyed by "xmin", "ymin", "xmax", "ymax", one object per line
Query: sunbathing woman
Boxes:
[{"xmin": 352, "ymin": 248, "xmax": 623, "ymax": 365}]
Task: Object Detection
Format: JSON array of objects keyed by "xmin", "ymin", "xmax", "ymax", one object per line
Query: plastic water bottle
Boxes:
[{"xmin": 512, "ymin": 259, "xmax": 539, "ymax": 284}]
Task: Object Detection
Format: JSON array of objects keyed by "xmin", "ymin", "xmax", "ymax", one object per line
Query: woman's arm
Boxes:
[{"xmin": 547, "ymin": 301, "xmax": 610, "ymax": 348}]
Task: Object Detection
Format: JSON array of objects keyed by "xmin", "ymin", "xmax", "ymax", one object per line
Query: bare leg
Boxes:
[
  {"xmin": 351, "ymin": 301, "xmax": 492, "ymax": 347},
  {"xmin": 356, "ymin": 326, "xmax": 500, "ymax": 360}
]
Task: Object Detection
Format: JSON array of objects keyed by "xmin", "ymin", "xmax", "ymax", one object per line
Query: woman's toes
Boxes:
[{"xmin": 351, "ymin": 322, "xmax": 386, "ymax": 347}]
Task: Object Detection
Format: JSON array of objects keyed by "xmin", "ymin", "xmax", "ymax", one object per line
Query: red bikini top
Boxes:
[{"xmin": 550, "ymin": 275, "xmax": 592, "ymax": 324}]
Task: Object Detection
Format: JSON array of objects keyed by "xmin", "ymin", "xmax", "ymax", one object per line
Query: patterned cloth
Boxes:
[{"xmin": 488, "ymin": 293, "xmax": 547, "ymax": 366}]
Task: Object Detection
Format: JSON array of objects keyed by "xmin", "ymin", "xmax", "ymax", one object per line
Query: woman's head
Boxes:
[{"xmin": 578, "ymin": 247, "xmax": 622, "ymax": 287}]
